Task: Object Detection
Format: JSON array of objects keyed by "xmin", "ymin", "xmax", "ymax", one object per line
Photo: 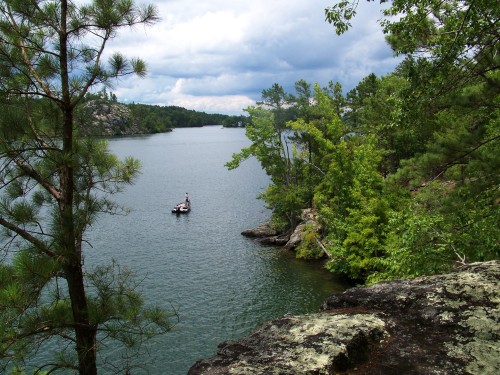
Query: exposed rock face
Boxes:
[
  {"xmin": 284, "ymin": 208, "xmax": 321, "ymax": 250},
  {"xmin": 242, "ymin": 209, "xmax": 321, "ymax": 248},
  {"xmin": 79, "ymin": 100, "xmax": 141, "ymax": 136},
  {"xmin": 188, "ymin": 261, "xmax": 499, "ymax": 375},
  {"xmin": 241, "ymin": 222, "xmax": 277, "ymax": 238},
  {"xmin": 188, "ymin": 313, "xmax": 387, "ymax": 375}
]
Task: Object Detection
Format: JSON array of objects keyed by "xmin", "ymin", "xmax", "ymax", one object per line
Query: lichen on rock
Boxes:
[
  {"xmin": 189, "ymin": 313, "xmax": 387, "ymax": 375},
  {"xmin": 188, "ymin": 261, "xmax": 499, "ymax": 375}
]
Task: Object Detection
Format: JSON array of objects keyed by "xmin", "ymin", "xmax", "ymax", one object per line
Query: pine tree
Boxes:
[
  {"xmin": 0, "ymin": 1, "xmax": 174, "ymax": 373},
  {"xmin": 326, "ymin": 0, "xmax": 499, "ymax": 279}
]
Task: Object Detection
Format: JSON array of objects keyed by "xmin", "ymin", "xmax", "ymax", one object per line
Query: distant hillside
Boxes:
[
  {"xmin": 127, "ymin": 103, "xmax": 248, "ymax": 130},
  {"xmin": 79, "ymin": 95, "xmax": 248, "ymax": 136}
]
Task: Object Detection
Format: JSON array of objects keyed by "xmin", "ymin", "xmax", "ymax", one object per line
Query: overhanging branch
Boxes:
[{"xmin": 0, "ymin": 216, "xmax": 57, "ymax": 259}]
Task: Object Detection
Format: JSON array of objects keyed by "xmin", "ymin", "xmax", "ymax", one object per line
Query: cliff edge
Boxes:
[{"xmin": 188, "ymin": 261, "xmax": 499, "ymax": 375}]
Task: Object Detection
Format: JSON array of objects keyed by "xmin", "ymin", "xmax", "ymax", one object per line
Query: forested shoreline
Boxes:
[
  {"xmin": 228, "ymin": 0, "xmax": 499, "ymax": 284},
  {"xmin": 127, "ymin": 103, "xmax": 248, "ymax": 130},
  {"xmin": 81, "ymin": 89, "xmax": 248, "ymax": 135},
  {"xmin": 0, "ymin": 0, "xmax": 497, "ymax": 373}
]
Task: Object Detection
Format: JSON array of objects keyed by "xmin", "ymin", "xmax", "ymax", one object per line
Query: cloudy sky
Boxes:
[{"xmin": 104, "ymin": 0, "xmax": 401, "ymax": 115}]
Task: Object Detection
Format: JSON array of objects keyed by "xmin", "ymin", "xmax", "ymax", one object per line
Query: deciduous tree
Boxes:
[{"xmin": 326, "ymin": 0, "xmax": 499, "ymax": 280}]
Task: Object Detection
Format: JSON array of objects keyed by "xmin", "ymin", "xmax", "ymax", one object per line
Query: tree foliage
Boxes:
[
  {"xmin": 231, "ymin": 0, "xmax": 499, "ymax": 284},
  {"xmin": 226, "ymin": 102, "xmax": 304, "ymax": 230},
  {"xmin": 127, "ymin": 103, "xmax": 247, "ymax": 130},
  {"xmin": 0, "ymin": 1, "xmax": 176, "ymax": 373}
]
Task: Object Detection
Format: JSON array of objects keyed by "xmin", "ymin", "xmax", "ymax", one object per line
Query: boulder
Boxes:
[
  {"xmin": 241, "ymin": 222, "xmax": 277, "ymax": 238},
  {"xmin": 241, "ymin": 222, "xmax": 291, "ymax": 245},
  {"xmin": 242, "ymin": 209, "xmax": 322, "ymax": 250},
  {"xmin": 188, "ymin": 261, "xmax": 499, "ymax": 375}
]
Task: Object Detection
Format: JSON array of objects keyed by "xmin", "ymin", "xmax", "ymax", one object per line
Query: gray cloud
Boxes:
[{"xmin": 103, "ymin": 0, "xmax": 401, "ymax": 115}]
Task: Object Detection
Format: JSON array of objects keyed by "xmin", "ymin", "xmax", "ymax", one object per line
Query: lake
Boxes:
[{"xmin": 83, "ymin": 126, "xmax": 347, "ymax": 374}]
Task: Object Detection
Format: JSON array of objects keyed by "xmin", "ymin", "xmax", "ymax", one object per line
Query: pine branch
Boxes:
[
  {"xmin": 5, "ymin": 149, "xmax": 62, "ymax": 201},
  {"xmin": 5, "ymin": 7, "xmax": 58, "ymax": 102},
  {"xmin": 0, "ymin": 216, "xmax": 57, "ymax": 258},
  {"xmin": 431, "ymin": 134, "xmax": 500, "ymax": 182}
]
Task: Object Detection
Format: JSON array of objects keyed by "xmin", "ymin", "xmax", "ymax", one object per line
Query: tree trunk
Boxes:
[
  {"xmin": 60, "ymin": 107, "xmax": 98, "ymax": 374},
  {"xmin": 65, "ymin": 262, "xmax": 98, "ymax": 375},
  {"xmin": 59, "ymin": 3, "xmax": 97, "ymax": 369},
  {"xmin": 60, "ymin": 125, "xmax": 98, "ymax": 374}
]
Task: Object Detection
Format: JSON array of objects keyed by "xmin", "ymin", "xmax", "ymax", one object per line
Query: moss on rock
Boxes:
[{"xmin": 189, "ymin": 261, "xmax": 499, "ymax": 375}]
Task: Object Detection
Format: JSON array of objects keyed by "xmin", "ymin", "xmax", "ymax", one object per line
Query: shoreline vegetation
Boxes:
[
  {"xmin": 80, "ymin": 89, "xmax": 249, "ymax": 136},
  {"xmin": 224, "ymin": 0, "xmax": 499, "ymax": 286},
  {"xmin": 227, "ymin": 73, "xmax": 499, "ymax": 286},
  {"xmin": 1, "ymin": 0, "xmax": 498, "ymax": 373}
]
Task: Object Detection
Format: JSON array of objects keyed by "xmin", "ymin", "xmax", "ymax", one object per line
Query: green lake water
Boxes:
[{"xmin": 80, "ymin": 126, "xmax": 348, "ymax": 374}]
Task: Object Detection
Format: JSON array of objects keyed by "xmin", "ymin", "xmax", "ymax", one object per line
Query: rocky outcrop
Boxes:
[
  {"xmin": 284, "ymin": 208, "xmax": 321, "ymax": 251},
  {"xmin": 79, "ymin": 100, "xmax": 141, "ymax": 136},
  {"xmin": 241, "ymin": 222, "xmax": 289, "ymax": 246},
  {"xmin": 188, "ymin": 261, "xmax": 499, "ymax": 375},
  {"xmin": 242, "ymin": 209, "xmax": 321, "ymax": 249},
  {"xmin": 241, "ymin": 222, "xmax": 278, "ymax": 238}
]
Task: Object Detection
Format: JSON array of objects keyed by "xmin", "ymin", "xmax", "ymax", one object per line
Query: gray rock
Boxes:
[
  {"xmin": 189, "ymin": 313, "xmax": 386, "ymax": 375},
  {"xmin": 241, "ymin": 222, "xmax": 278, "ymax": 238},
  {"xmin": 242, "ymin": 209, "xmax": 322, "ymax": 250},
  {"xmin": 284, "ymin": 222, "xmax": 306, "ymax": 250},
  {"xmin": 284, "ymin": 209, "xmax": 321, "ymax": 250},
  {"xmin": 80, "ymin": 100, "xmax": 141, "ymax": 136},
  {"xmin": 188, "ymin": 261, "xmax": 499, "ymax": 375}
]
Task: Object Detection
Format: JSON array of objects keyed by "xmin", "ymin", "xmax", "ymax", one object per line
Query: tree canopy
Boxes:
[
  {"xmin": 0, "ymin": 1, "xmax": 176, "ymax": 373},
  {"xmin": 230, "ymin": 0, "xmax": 499, "ymax": 283}
]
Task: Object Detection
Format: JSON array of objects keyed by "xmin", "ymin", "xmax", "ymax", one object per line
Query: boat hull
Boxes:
[{"xmin": 172, "ymin": 202, "xmax": 190, "ymax": 213}]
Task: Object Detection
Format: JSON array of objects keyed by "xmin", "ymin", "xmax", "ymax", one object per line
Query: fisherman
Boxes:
[{"xmin": 185, "ymin": 192, "xmax": 189, "ymax": 204}]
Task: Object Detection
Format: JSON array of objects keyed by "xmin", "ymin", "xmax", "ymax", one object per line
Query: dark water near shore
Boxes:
[{"xmin": 81, "ymin": 126, "xmax": 347, "ymax": 374}]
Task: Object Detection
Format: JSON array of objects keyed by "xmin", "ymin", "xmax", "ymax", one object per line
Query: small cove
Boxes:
[{"xmin": 82, "ymin": 126, "xmax": 348, "ymax": 374}]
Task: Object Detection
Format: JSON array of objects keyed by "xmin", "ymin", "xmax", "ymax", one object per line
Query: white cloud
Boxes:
[
  {"xmin": 100, "ymin": 0, "xmax": 400, "ymax": 115},
  {"xmin": 171, "ymin": 94, "xmax": 255, "ymax": 115}
]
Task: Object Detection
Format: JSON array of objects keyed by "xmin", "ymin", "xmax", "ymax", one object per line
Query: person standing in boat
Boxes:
[{"xmin": 185, "ymin": 192, "xmax": 189, "ymax": 205}]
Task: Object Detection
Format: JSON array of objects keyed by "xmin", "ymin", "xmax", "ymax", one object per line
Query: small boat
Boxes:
[{"xmin": 172, "ymin": 201, "xmax": 190, "ymax": 213}]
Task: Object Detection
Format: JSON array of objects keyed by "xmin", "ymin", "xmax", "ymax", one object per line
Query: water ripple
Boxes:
[{"xmin": 81, "ymin": 128, "xmax": 347, "ymax": 374}]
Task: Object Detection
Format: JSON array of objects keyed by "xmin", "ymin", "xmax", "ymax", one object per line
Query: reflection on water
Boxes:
[{"xmin": 77, "ymin": 127, "xmax": 348, "ymax": 374}]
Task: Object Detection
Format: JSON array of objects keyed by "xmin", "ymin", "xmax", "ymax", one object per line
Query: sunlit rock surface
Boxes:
[
  {"xmin": 241, "ymin": 209, "xmax": 321, "ymax": 248},
  {"xmin": 241, "ymin": 222, "xmax": 289, "ymax": 245},
  {"xmin": 188, "ymin": 261, "xmax": 499, "ymax": 375},
  {"xmin": 241, "ymin": 222, "xmax": 278, "ymax": 238},
  {"xmin": 81, "ymin": 100, "xmax": 140, "ymax": 136}
]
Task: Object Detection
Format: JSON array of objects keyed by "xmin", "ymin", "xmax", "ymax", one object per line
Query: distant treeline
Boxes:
[
  {"xmin": 126, "ymin": 103, "xmax": 248, "ymax": 132},
  {"xmin": 83, "ymin": 88, "xmax": 249, "ymax": 133}
]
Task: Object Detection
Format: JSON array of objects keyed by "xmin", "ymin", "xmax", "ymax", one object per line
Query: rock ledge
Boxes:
[{"xmin": 188, "ymin": 261, "xmax": 499, "ymax": 375}]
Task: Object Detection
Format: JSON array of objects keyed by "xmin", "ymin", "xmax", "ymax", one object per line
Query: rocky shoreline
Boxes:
[
  {"xmin": 188, "ymin": 261, "xmax": 499, "ymax": 374},
  {"xmin": 240, "ymin": 209, "xmax": 321, "ymax": 250},
  {"xmin": 240, "ymin": 221, "xmax": 289, "ymax": 246}
]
